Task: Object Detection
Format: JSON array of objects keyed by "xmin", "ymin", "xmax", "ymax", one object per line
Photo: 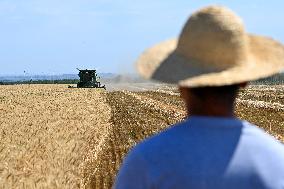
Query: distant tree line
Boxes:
[
  {"xmin": 0, "ymin": 73, "xmax": 283, "ymax": 85},
  {"xmin": 0, "ymin": 79, "xmax": 79, "ymax": 85}
]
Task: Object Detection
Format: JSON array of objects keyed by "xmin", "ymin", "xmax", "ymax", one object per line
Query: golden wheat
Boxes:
[
  {"xmin": 0, "ymin": 85, "xmax": 110, "ymax": 189},
  {"xmin": 0, "ymin": 84, "xmax": 282, "ymax": 189}
]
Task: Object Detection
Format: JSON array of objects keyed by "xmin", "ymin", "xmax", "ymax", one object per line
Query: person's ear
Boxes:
[
  {"xmin": 239, "ymin": 82, "xmax": 248, "ymax": 88},
  {"xmin": 179, "ymin": 87, "xmax": 188, "ymax": 100}
]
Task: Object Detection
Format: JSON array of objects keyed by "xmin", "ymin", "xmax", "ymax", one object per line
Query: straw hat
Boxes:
[{"xmin": 136, "ymin": 6, "xmax": 284, "ymax": 87}]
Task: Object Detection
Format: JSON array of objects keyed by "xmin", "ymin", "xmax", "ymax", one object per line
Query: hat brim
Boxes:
[{"xmin": 136, "ymin": 34, "xmax": 284, "ymax": 87}]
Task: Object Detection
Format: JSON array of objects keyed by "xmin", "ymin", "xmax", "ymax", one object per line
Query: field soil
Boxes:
[{"xmin": 0, "ymin": 84, "xmax": 283, "ymax": 189}]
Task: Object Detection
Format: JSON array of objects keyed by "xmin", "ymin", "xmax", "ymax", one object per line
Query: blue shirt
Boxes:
[{"xmin": 114, "ymin": 116, "xmax": 284, "ymax": 189}]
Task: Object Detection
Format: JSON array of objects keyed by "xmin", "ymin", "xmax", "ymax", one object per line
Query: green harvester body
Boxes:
[{"xmin": 69, "ymin": 69, "xmax": 106, "ymax": 89}]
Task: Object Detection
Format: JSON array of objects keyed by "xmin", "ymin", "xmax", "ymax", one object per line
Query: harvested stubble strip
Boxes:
[
  {"xmin": 0, "ymin": 85, "xmax": 111, "ymax": 189},
  {"xmin": 89, "ymin": 89, "xmax": 283, "ymax": 188},
  {"xmin": 123, "ymin": 91, "xmax": 186, "ymax": 120},
  {"xmin": 143, "ymin": 89, "xmax": 284, "ymax": 141},
  {"xmin": 87, "ymin": 91, "xmax": 185, "ymax": 188},
  {"xmin": 116, "ymin": 90, "xmax": 284, "ymax": 142}
]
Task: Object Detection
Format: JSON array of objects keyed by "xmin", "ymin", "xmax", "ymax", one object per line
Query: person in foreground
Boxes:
[{"xmin": 114, "ymin": 5, "xmax": 284, "ymax": 189}]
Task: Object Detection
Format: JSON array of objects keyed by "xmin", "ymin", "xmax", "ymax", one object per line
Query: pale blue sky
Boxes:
[{"xmin": 0, "ymin": 0, "xmax": 284, "ymax": 75}]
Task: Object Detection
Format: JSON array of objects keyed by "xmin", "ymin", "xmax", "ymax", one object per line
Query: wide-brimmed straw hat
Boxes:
[{"xmin": 136, "ymin": 5, "xmax": 284, "ymax": 87}]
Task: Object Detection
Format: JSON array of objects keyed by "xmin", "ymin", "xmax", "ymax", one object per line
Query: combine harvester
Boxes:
[{"xmin": 69, "ymin": 69, "xmax": 106, "ymax": 89}]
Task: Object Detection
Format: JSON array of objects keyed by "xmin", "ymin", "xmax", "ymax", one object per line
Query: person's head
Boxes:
[
  {"xmin": 179, "ymin": 83, "xmax": 247, "ymax": 117},
  {"xmin": 135, "ymin": 5, "xmax": 284, "ymax": 108}
]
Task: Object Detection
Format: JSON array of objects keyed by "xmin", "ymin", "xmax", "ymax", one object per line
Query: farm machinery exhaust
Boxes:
[{"xmin": 69, "ymin": 69, "xmax": 106, "ymax": 89}]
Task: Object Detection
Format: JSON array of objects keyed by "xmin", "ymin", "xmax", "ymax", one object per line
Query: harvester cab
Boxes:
[{"xmin": 69, "ymin": 69, "xmax": 106, "ymax": 89}]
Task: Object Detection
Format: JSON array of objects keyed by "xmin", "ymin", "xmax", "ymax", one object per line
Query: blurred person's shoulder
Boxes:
[
  {"xmin": 128, "ymin": 119, "xmax": 190, "ymax": 158},
  {"xmin": 131, "ymin": 118, "xmax": 284, "ymax": 158},
  {"xmin": 241, "ymin": 121, "xmax": 284, "ymax": 156}
]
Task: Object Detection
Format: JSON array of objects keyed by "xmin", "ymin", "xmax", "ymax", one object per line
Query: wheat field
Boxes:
[
  {"xmin": 0, "ymin": 85, "xmax": 111, "ymax": 188},
  {"xmin": 0, "ymin": 84, "xmax": 283, "ymax": 188}
]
